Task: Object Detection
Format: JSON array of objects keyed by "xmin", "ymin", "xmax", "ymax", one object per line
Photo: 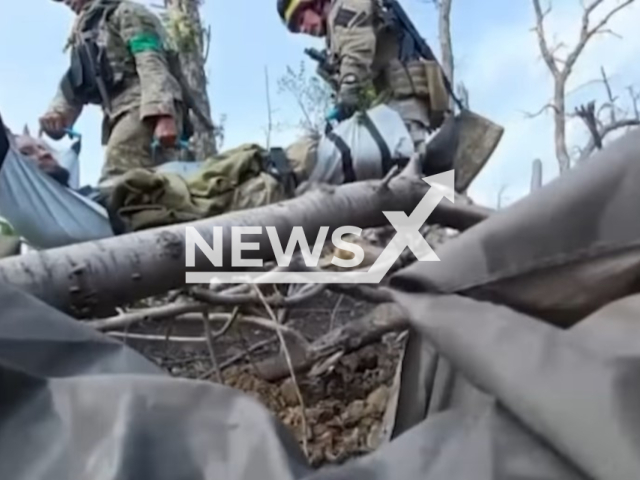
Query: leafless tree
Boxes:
[
  {"xmin": 530, "ymin": 158, "xmax": 543, "ymax": 192},
  {"xmin": 530, "ymin": 0, "xmax": 636, "ymax": 174},
  {"xmin": 159, "ymin": 0, "xmax": 217, "ymax": 160},
  {"xmin": 496, "ymin": 184, "xmax": 509, "ymax": 209},
  {"xmin": 428, "ymin": 0, "xmax": 469, "ymax": 109},
  {"xmin": 573, "ymin": 67, "xmax": 640, "ymax": 162},
  {"xmin": 264, "ymin": 66, "xmax": 275, "ymax": 149},
  {"xmin": 277, "ymin": 62, "xmax": 334, "ymax": 137}
]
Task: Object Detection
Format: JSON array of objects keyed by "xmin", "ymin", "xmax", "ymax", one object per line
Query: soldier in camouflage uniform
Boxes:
[
  {"xmin": 277, "ymin": 0, "xmax": 451, "ymax": 151},
  {"xmin": 39, "ymin": 0, "xmax": 185, "ymax": 186}
]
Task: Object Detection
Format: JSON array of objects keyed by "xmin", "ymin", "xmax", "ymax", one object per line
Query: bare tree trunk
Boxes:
[
  {"xmin": 0, "ymin": 177, "xmax": 491, "ymax": 316},
  {"xmin": 530, "ymin": 159, "xmax": 542, "ymax": 193},
  {"xmin": 553, "ymin": 79, "xmax": 571, "ymax": 173},
  {"xmin": 165, "ymin": 0, "xmax": 217, "ymax": 160},
  {"xmin": 438, "ymin": 0, "xmax": 454, "ymax": 100}
]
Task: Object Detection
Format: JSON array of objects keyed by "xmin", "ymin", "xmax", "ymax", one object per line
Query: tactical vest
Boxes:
[
  {"xmin": 325, "ymin": 0, "xmax": 450, "ymax": 129},
  {"xmin": 60, "ymin": 3, "xmax": 122, "ymax": 108},
  {"xmin": 59, "ymin": 2, "xmax": 214, "ymax": 137},
  {"xmin": 376, "ymin": 4, "xmax": 449, "ymax": 128}
]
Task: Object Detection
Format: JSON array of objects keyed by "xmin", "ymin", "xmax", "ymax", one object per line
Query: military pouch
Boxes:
[
  {"xmin": 387, "ymin": 59, "xmax": 429, "ymax": 99},
  {"xmin": 423, "ymin": 60, "xmax": 449, "ymax": 122},
  {"xmin": 61, "ymin": 39, "xmax": 116, "ymax": 107}
]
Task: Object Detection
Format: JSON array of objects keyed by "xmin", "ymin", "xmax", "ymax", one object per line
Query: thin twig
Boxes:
[
  {"xmin": 108, "ymin": 332, "xmax": 211, "ymax": 342},
  {"xmin": 178, "ymin": 313, "xmax": 310, "ymax": 347},
  {"xmin": 221, "ymin": 337, "xmax": 277, "ymax": 369},
  {"xmin": 236, "ymin": 327, "xmax": 264, "ymax": 375},
  {"xmin": 252, "ymin": 284, "xmax": 310, "ymax": 457},
  {"xmin": 600, "ymin": 66, "xmax": 617, "ymax": 124},
  {"xmin": 329, "ymin": 294, "xmax": 344, "ymax": 332},
  {"xmin": 203, "ymin": 25, "xmax": 211, "ymax": 62},
  {"xmin": 107, "ymin": 312, "xmax": 308, "ymax": 346},
  {"xmin": 265, "ymin": 65, "xmax": 273, "ymax": 149},
  {"xmin": 163, "ymin": 315, "xmax": 177, "ymax": 353},
  {"xmin": 90, "ymin": 302, "xmax": 207, "ymax": 331},
  {"xmin": 201, "ymin": 310, "xmax": 224, "ymax": 382},
  {"xmin": 379, "ymin": 165, "xmax": 400, "ymax": 189},
  {"xmin": 191, "ymin": 284, "xmax": 326, "ymax": 308},
  {"xmin": 627, "ymin": 86, "xmax": 640, "ymax": 120}
]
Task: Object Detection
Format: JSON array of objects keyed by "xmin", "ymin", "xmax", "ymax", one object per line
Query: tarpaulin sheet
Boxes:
[
  {"xmin": 0, "ymin": 143, "xmax": 114, "ymax": 249},
  {"xmin": 0, "ymin": 138, "xmax": 207, "ymax": 249},
  {"xmin": 2, "ymin": 128, "xmax": 640, "ymax": 479}
]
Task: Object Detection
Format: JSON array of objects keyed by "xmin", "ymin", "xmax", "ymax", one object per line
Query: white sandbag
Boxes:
[{"xmin": 309, "ymin": 104, "xmax": 415, "ymax": 185}]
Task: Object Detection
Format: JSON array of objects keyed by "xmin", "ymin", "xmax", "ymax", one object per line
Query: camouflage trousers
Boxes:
[{"xmin": 99, "ymin": 105, "xmax": 184, "ymax": 186}]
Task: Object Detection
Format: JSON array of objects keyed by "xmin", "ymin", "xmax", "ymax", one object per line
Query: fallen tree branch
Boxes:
[
  {"xmin": 575, "ymin": 101, "xmax": 602, "ymax": 149},
  {"xmin": 253, "ymin": 302, "xmax": 408, "ymax": 382},
  {"xmin": 190, "ymin": 283, "xmax": 326, "ymax": 308},
  {"xmin": 89, "ymin": 302, "xmax": 208, "ymax": 331},
  {"xmin": 202, "ymin": 310, "xmax": 223, "ymax": 382},
  {"xmin": 578, "ymin": 118, "xmax": 640, "ymax": 162},
  {"xmin": 0, "ymin": 176, "xmax": 490, "ymax": 316},
  {"xmin": 108, "ymin": 332, "xmax": 212, "ymax": 342},
  {"xmin": 209, "ymin": 338, "xmax": 278, "ymax": 374},
  {"xmin": 97, "ymin": 308, "xmax": 309, "ymax": 349},
  {"xmin": 253, "ymin": 284, "xmax": 310, "ymax": 457},
  {"xmin": 327, "ymin": 284, "xmax": 395, "ymax": 304}
]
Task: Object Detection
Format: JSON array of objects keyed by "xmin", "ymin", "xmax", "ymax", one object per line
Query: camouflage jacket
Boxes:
[
  {"xmin": 325, "ymin": 0, "xmax": 451, "ymax": 127},
  {"xmin": 47, "ymin": 0, "xmax": 183, "ymax": 129}
]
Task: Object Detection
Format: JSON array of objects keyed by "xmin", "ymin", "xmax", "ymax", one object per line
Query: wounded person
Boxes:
[
  {"xmin": 12, "ymin": 130, "xmax": 72, "ymax": 187},
  {"xmin": 2, "ymin": 104, "xmax": 459, "ymax": 240}
]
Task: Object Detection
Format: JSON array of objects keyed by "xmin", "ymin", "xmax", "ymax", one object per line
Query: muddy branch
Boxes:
[{"xmin": 253, "ymin": 303, "xmax": 408, "ymax": 382}]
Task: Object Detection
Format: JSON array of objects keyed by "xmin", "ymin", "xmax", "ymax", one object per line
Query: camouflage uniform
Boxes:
[
  {"xmin": 46, "ymin": 0, "xmax": 184, "ymax": 185},
  {"xmin": 324, "ymin": 0, "xmax": 450, "ymax": 149}
]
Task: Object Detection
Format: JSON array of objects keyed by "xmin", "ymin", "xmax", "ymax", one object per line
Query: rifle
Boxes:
[
  {"xmin": 166, "ymin": 51, "xmax": 216, "ymax": 133},
  {"xmin": 379, "ymin": 0, "xmax": 464, "ymax": 111},
  {"xmin": 304, "ymin": 48, "xmax": 339, "ymax": 90}
]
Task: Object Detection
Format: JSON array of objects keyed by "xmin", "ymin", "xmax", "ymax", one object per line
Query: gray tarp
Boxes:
[
  {"xmin": 0, "ymin": 144, "xmax": 204, "ymax": 249},
  {"xmin": 0, "ymin": 142, "xmax": 114, "ymax": 248},
  {"xmin": 1, "ymin": 128, "xmax": 640, "ymax": 478}
]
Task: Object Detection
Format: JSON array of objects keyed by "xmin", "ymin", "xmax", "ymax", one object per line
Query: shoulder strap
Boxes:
[
  {"xmin": 325, "ymin": 131, "xmax": 356, "ymax": 183},
  {"xmin": 359, "ymin": 112, "xmax": 393, "ymax": 175}
]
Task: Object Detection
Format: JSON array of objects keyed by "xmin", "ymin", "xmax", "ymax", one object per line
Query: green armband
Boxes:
[{"xmin": 128, "ymin": 33, "xmax": 162, "ymax": 54}]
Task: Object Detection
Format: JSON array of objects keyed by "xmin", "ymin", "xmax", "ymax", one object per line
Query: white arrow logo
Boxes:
[{"xmin": 186, "ymin": 170, "xmax": 455, "ymax": 285}]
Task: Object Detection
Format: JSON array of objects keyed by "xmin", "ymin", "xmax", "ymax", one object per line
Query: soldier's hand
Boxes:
[
  {"xmin": 38, "ymin": 112, "xmax": 68, "ymax": 140},
  {"xmin": 328, "ymin": 76, "xmax": 361, "ymax": 122},
  {"xmin": 153, "ymin": 116, "xmax": 178, "ymax": 148}
]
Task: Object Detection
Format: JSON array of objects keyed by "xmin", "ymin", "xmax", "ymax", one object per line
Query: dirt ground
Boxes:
[{"xmin": 123, "ymin": 289, "xmax": 404, "ymax": 467}]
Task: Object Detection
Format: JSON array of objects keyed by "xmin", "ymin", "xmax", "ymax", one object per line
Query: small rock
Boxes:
[
  {"xmin": 342, "ymin": 400, "xmax": 366, "ymax": 426},
  {"xmin": 365, "ymin": 386, "xmax": 389, "ymax": 416},
  {"xmin": 279, "ymin": 378, "xmax": 300, "ymax": 407},
  {"xmin": 366, "ymin": 423, "xmax": 383, "ymax": 450}
]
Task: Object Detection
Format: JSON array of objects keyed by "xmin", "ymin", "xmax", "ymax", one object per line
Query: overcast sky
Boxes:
[{"xmin": 1, "ymin": 0, "xmax": 638, "ymax": 207}]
